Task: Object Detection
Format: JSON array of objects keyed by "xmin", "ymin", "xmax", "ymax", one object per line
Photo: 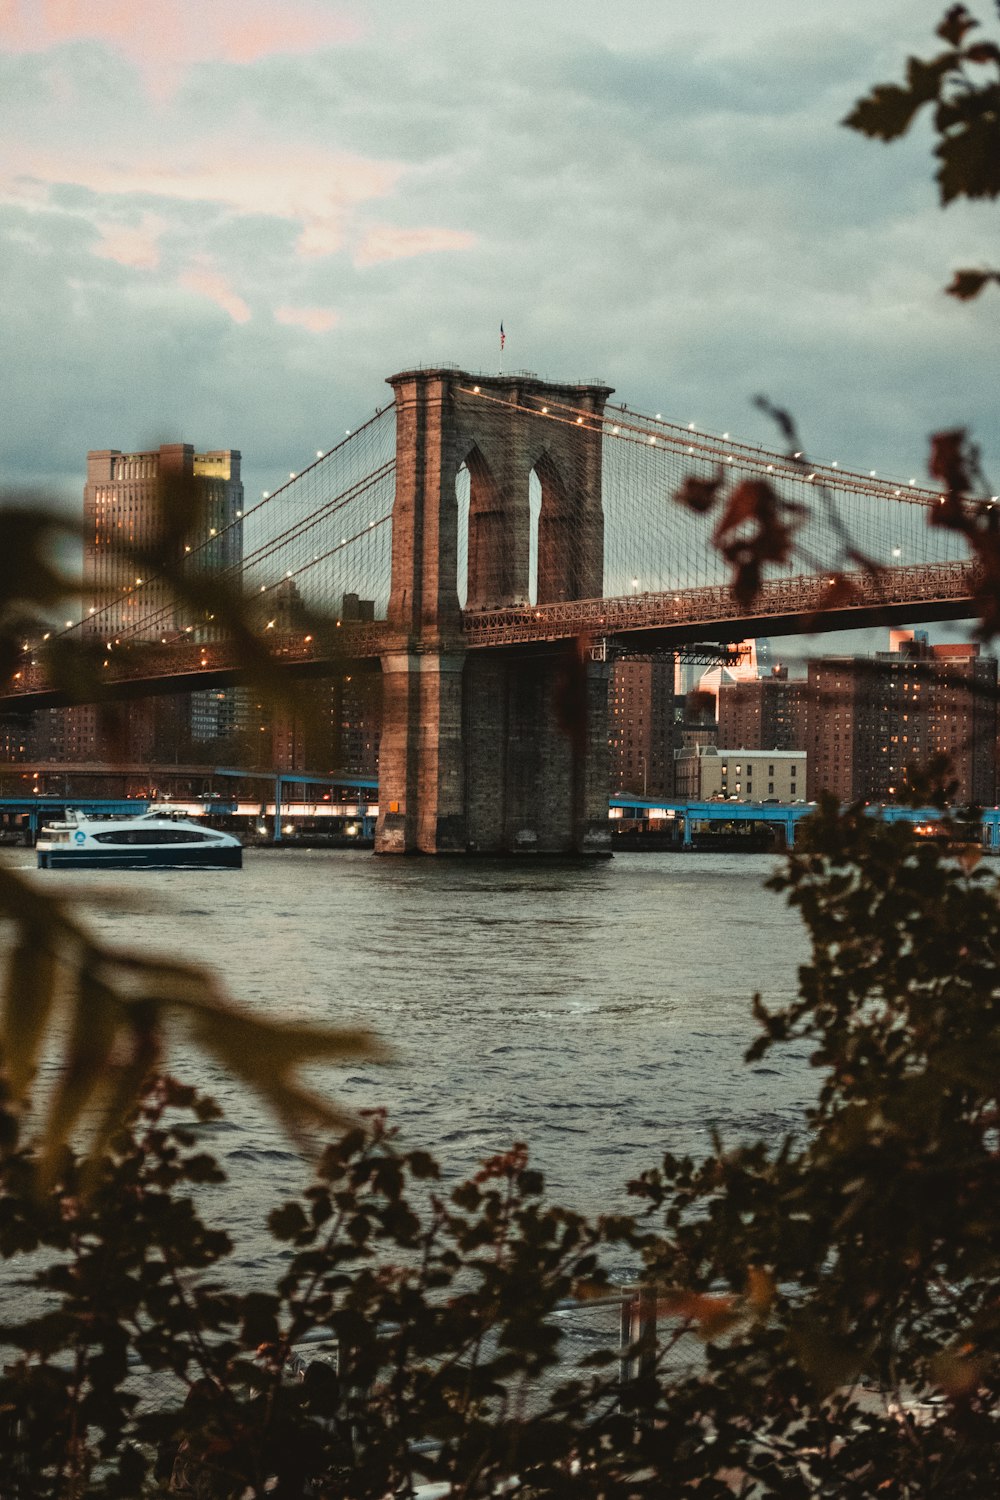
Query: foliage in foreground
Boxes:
[
  {"xmin": 0, "ymin": 498, "xmax": 381, "ymax": 1165},
  {"xmin": 1, "ymin": 806, "xmax": 999, "ymax": 1496}
]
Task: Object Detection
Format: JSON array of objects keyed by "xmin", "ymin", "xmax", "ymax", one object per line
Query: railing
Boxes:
[
  {"xmin": 461, "ymin": 561, "xmax": 981, "ymax": 647},
  {"xmin": 2, "ymin": 561, "xmax": 981, "ymax": 702},
  {"xmin": 6, "ymin": 622, "xmax": 394, "ymax": 698}
]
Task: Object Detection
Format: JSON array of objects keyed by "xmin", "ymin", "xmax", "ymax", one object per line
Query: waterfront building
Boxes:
[
  {"xmin": 804, "ymin": 633, "xmax": 997, "ymax": 804},
  {"xmin": 0, "ymin": 712, "xmax": 32, "ymax": 765},
  {"xmin": 675, "ymin": 745, "xmax": 805, "ymax": 802},
  {"xmin": 609, "ymin": 655, "xmax": 675, "ymax": 797},
  {"xmin": 717, "ymin": 665, "xmax": 807, "ymax": 751}
]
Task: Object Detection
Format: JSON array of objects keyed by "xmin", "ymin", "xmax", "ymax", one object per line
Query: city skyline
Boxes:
[{"xmin": 2, "ymin": 0, "xmax": 997, "ymax": 539}]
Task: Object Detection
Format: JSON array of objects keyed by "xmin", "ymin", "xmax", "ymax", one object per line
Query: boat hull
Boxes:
[{"xmin": 37, "ymin": 846, "xmax": 243, "ymax": 871}]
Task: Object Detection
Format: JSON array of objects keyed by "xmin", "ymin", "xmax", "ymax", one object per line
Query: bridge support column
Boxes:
[
  {"xmin": 376, "ymin": 365, "xmax": 613, "ymax": 855},
  {"xmin": 375, "ymin": 649, "xmax": 467, "ymax": 854},
  {"xmin": 464, "ymin": 647, "xmax": 610, "ymax": 855}
]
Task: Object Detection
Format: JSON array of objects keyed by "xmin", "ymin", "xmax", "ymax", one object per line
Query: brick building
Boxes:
[
  {"xmin": 804, "ymin": 634, "xmax": 996, "ymax": 804},
  {"xmin": 717, "ymin": 666, "xmax": 807, "ymax": 751},
  {"xmin": 609, "ymin": 656, "xmax": 675, "ymax": 797}
]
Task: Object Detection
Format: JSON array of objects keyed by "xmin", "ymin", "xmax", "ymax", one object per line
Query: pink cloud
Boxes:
[
  {"xmin": 91, "ymin": 212, "xmax": 166, "ymax": 269},
  {"xmin": 1, "ymin": 1, "xmax": 363, "ymax": 99},
  {"xmin": 179, "ymin": 262, "xmax": 250, "ymax": 323},
  {"xmin": 354, "ymin": 225, "xmax": 478, "ymax": 268},
  {"xmin": 2, "ymin": 145, "xmax": 404, "ymax": 255},
  {"xmin": 296, "ymin": 221, "xmax": 346, "ymax": 259},
  {"xmin": 274, "ymin": 304, "xmax": 339, "ymax": 334}
]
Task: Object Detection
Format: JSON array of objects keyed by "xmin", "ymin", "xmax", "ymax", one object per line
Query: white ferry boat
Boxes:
[{"xmin": 36, "ymin": 810, "xmax": 243, "ymax": 870}]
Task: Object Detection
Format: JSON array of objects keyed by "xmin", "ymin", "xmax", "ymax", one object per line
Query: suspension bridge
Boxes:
[{"xmin": 3, "ymin": 367, "xmax": 982, "ymax": 853}]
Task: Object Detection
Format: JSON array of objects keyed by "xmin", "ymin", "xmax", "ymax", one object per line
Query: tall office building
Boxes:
[
  {"xmin": 84, "ymin": 444, "xmax": 243, "ymax": 639},
  {"xmin": 31, "ymin": 443, "xmax": 247, "ymax": 766}
]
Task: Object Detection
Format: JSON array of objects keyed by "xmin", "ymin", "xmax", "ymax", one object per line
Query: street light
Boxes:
[{"xmin": 638, "ymin": 752, "xmax": 648, "ymax": 798}]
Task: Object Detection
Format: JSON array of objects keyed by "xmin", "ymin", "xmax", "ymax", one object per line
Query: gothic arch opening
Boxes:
[
  {"xmin": 528, "ymin": 470, "xmax": 541, "ymax": 605},
  {"xmin": 532, "ymin": 451, "xmax": 577, "ymax": 604},
  {"xmin": 455, "ymin": 462, "xmax": 470, "ymax": 608},
  {"xmin": 460, "ymin": 444, "xmax": 511, "ymax": 609}
]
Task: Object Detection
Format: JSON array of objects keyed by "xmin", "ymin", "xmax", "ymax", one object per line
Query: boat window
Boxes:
[{"xmin": 92, "ymin": 829, "xmax": 210, "ymax": 844}]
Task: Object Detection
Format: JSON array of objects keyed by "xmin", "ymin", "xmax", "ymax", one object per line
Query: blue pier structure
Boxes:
[
  {"xmin": 610, "ymin": 797, "xmax": 995, "ymax": 850},
  {"xmin": 209, "ymin": 769, "xmax": 378, "ymax": 843},
  {"xmin": 4, "ymin": 784, "xmax": 997, "ymax": 851},
  {"xmin": 0, "ymin": 770, "xmax": 380, "ymax": 846}
]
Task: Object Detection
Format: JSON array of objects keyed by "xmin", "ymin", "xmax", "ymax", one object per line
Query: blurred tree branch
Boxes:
[
  {"xmin": 844, "ymin": 3, "xmax": 1000, "ymax": 298},
  {"xmin": 0, "ymin": 491, "xmax": 383, "ymax": 1174}
]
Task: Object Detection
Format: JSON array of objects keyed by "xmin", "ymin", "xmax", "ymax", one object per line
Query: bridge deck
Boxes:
[{"xmin": 1, "ymin": 561, "xmax": 980, "ymax": 711}]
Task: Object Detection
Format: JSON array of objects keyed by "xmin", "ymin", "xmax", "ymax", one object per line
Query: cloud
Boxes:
[
  {"xmin": 2, "ymin": 0, "xmax": 999, "ymax": 530},
  {"xmin": 353, "ymin": 225, "xmax": 478, "ymax": 268},
  {"xmin": 178, "ymin": 261, "xmax": 250, "ymax": 323},
  {"xmin": 1, "ymin": 142, "xmax": 405, "ymax": 261},
  {"xmin": 1, "ymin": 1, "xmax": 363, "ymax": 99},
  {"xmin": 8, "ymin": 143, "xmax": 402, "ymax": 219},
  {"xmin": 274, "ymin": 304, "xmax": 338, "ymax": 334},
  {"xmin": 91, "ymin": 211, "xmax": 165, "ymax": 269}
]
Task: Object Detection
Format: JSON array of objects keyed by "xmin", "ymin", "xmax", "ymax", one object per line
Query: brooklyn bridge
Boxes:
[{"xmin": 2, "ymin": 368, "xmax": 981, "ymax": 853}]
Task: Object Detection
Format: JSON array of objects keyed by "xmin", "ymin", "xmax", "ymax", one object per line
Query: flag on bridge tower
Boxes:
[{"xmin": 500, "ymin": 322, "xmax": 506, "ymax": 353}]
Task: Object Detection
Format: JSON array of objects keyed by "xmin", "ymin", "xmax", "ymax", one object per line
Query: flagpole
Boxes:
[{"xmin": 499, "ymin": 321, "xmax": 505, "ymax": 376}]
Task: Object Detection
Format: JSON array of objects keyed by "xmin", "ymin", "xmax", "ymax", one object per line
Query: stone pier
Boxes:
[{"xmin": 375, "ymin": 367, "xmax": 613, "ymax": 855}]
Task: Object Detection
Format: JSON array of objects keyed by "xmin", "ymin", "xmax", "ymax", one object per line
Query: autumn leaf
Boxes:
[
  {"xmin": 929, "ymin": 427, "xmax": 974, "ymax": 492},
  {"xmin": 930, "ymin": 1343, "xmax": 988, "ymax": 1396},
  {"xmin": 946, "ymin": 266, "xmax": 1000, "ymax": 298},
  {"xmin": 673, "ymin": 469, "xmax": 724, "ymax": 515},
  {"xmin": 552, "ymin": 635, "xmax": 590, "ymax": 757},
  {"xmin": 745, "ymin": 1265, "xmax": 775, "ymax": 1315},
  {"xmin": 657, "ymin": 1289, "xmax": 740, "ymax": 1341},
  {"xmin": 937, "ymin": 4, "xmax": 979, "ymax": 47}
]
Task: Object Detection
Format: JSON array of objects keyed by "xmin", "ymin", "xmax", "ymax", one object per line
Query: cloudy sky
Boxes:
[{"xmin": 2, "ymin": 0, "xmax": 997, "ymax": 531}]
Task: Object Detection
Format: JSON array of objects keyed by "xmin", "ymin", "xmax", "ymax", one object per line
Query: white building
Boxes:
[{"xmin": 675, "ymin": 745, "xmax": 806, "ymax": 801}]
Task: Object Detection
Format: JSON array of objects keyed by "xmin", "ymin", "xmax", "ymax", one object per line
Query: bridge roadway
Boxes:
[{"xmin": 0, "ymin": 559, "xmax": 980, "ymax": 712}]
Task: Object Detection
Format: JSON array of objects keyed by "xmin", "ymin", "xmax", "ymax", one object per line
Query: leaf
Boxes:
[
  {"xmin": 930, "ymin": 1344, "xmax": 988, "ymax": 1396},
  {"xmin": 946, "ymin": 266, "xmax": 1000, "ymax": 298},
  {"xmin": 552, "ymin": 635, "xmax": 590, "ymax": 757},
  {"xmin": 937, "ymin": 4, "xmax": 979, "ymax": 47},
  {"xmin": 712, "ymin": 481, "xmax": 767, "ymax": 543},
  {"xmin": 40, "ymin": 963, "xmax": 119, "ymax": 1180},
  {"xmin": 179, "ymin": 999, "xmax": 386, "ymax": 1143},
  {"xmin": 269, "ymin": 1194, "xmax": 308, "ymax": 1242},
  {"xmin": 964, "ymin": 40, "xmax": 1000, "ymax": 63},
  {"xmin": 80, "ymin": 1002, "xmax": 162, "ymax": 1188},
  {"xmin": 673, "ymin": 469, "xmax": 724, "ymax": 515},
  {"xmin": 936, "ymin": 109, "xmax": 1000, "ymax": 202},
  {"xmin": 657, "ymin": 1289, "xmax": 740, "ymax": 1340},
  {"xmin": 745, "ymin": 1265, "xmax": 775, "ymax": 1314},
  {"xmin": 2, "ymin": 939, "xmax": 58, "ymax": 1099},
  {"xmin": 844, "ymin": 82, "xmax": 932, "ymax": 141},
  {"xmin": 822, "ymin": 573, "xmax": 857, "ymax": 611},
  {"xmin": 955, "ymin": 843, "xmax": 982, "ymax": 873},
  {"xmin": 928, "ymin": 427, "xmax": 973, "ymax": 491}
]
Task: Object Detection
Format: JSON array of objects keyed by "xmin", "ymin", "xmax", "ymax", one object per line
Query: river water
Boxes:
[{"xmin": 15, "ymin": 849, "xmax": 815, "ymax": 1281}]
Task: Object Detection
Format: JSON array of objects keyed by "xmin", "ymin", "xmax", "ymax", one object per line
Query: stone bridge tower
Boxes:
[{"xmin": 376, "ymin": 367, "xmax": 614, "ymax": 855}]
